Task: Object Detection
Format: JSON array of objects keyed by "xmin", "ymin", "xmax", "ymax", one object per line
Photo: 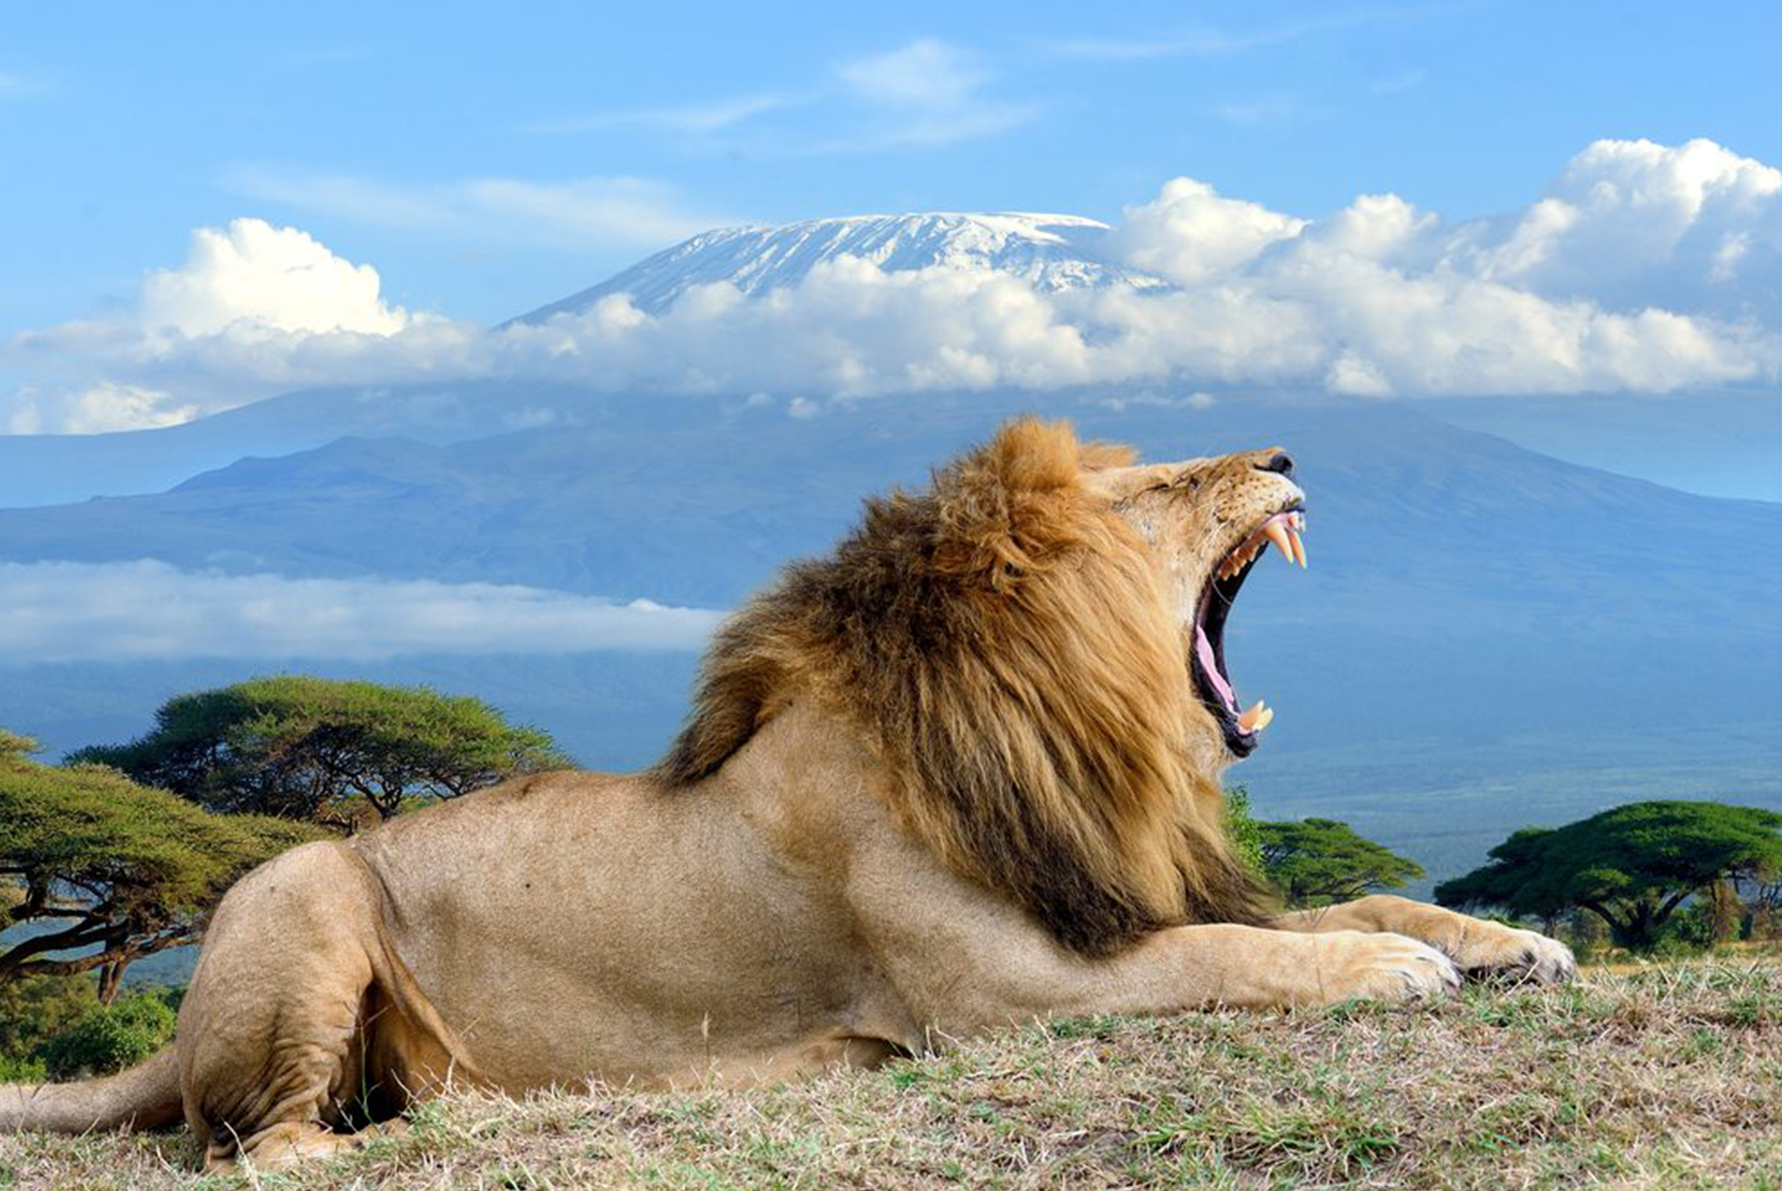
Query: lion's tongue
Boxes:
[{"xmin": 1195, "ymin": 624, "xmax": 1237, "ymax": 712}]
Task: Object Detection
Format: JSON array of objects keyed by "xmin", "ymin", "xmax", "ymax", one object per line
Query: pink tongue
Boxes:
[{"xmin": 1195, "ymin": 623, "xmax": 1237, "ymax": 711}]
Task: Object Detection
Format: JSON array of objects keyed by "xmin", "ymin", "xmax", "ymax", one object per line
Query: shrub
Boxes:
[
  {"xmin": 0, "ymin": 1053, "xmax": 47, "ymax": 1082},
  {"xmin": 37, "ymin": 990, "xmax": 177, "ymax": 1081}
]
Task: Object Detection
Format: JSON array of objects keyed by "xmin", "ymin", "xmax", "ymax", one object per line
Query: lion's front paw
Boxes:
[
  {"xmin": 1454, "ymin": 926, "xmax": 1577, "ymax": 985},
  {"xmin": 1304, "ymin": 930, "xmax": 1461, "ymax": 1006}
]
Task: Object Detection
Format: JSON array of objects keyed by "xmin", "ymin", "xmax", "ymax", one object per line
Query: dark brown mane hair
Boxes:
[{"xmin": 655, "ymin": 417, "xmax": 1270, "ymax": 954}]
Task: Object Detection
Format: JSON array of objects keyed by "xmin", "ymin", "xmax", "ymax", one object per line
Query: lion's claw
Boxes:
[{"xmin": 1457, "ymin": 928, "xmax": 1576, "ymax": 985}]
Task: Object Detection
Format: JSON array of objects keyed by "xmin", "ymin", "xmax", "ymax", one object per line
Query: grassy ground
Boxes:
[{"xmin": 3, "ymin": 956, "xmax": 1779, "ymax": 1191}]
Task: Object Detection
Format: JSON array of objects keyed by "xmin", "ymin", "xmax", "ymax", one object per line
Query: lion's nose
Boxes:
[{"xmin": 1256, "ymin": 451, "xmax": 1295, "ymax": 478}]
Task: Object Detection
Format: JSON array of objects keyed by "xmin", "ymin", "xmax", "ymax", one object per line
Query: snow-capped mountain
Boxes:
[{"xmin": 511, "ymin": 212, "xmax": 1168, "ymax": 322}]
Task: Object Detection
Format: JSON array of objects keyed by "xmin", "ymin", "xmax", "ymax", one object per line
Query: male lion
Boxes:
[{"xmin": 2, "ymin": 419, "xmax": 1572, "ymax": 1167}]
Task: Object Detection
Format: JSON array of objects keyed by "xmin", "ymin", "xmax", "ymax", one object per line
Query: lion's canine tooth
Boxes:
[
  {"xmin": 1289, "ymin": 529, "xmax": 1307, "ymax": 568},
  {"xmin": 1237, "ymin": 700, "xmax": 1269, "ymax": 732},
  {"xmin": 1264, "ymin": 520, "xmax": 1294, "ymax": 564},
  {"xmin": 1254, "ymin": 705, "xmax": 1274, "ymax": 731}
]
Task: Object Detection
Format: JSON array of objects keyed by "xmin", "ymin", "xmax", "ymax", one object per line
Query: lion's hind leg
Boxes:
[
  {"xmin": 1270, "ymin": 894, "xmax": 1575, "ymax": 984},
  {"xmin": 177, "ymin": 841, "xmax": 450, "ymax": 1169}
]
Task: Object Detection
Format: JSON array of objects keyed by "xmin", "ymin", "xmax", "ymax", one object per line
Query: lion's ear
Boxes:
[{"xmin": 1080, "ymin": 462, "xmax": 1178, "ymax": 504}]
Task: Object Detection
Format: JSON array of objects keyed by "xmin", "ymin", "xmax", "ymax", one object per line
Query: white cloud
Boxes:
[
  {"xmin": 5, "ymin": 382, "xmax": 198, "ymax": 435},
  {"xmin": 1208, "ymin": 95, "xmax": 1304, "ymax": 126},
  {"xmin": 841, "ymin": 40, "xmax": 986, "ymax": 109},
  {"xmin": 0, "ymin": 69, "xmax": 43, "ymax": 97},
  {"xmin": 831, "ymin": 40, "xmax": 1039, "ymax": 149},
  {"xmin": 0, "ymin": 561, "xmax": 721, "ymax": 663},
  {"xmin": 490, "ymin": 141, "xmax": 1774, "ymax": 401},
  {"xmin": 1048, "ymin": 7, "xmax": 1449, "ymax": 62},
  {"xmin": 2, "ymin": 218, "xmax": 478, "ymax": 431},
  {"xmin": 1371, "ymin": 67, "xmax": 1427, "ymax": 95},
  {"xmin": 521, "ymin": 94, "xmax": 792, "ymax": 135},
  {"xmin": 512, "ymin": 39, "xmax": 1037, "ymax": 153},
  {"xmin": 3, "ymin": 139, "xmax": 1776, "ymax": 434},
  {"xmin": 140, "ymin": 219, "xmax": 412, "ymax": 337},
  {"xmin": 1452, "ymin": 137, "xmax": 1780, "ymax": 323},
  {"xmin": 222, "ymin": 168, "xmax": 729, "ymax": 252},
  {"xmin": 1109, "ymin": 178, "xmax": 1308, "ymax": 283}
]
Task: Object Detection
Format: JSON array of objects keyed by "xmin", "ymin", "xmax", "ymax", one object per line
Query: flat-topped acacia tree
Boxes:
[
  {"xmin": 70, "ymin": 676, "xmax": 572, "ymax": 832},
  {"xmin": 1257, "ymin": 817, "xmax": 1426, "ymax": 909},
  {"xmin": 1436, "ymin": 800, "xmax": 1782, "ymax": 951},
  {"xmin": 1222, "ymin": 790, "xmax": 1424, "ymax": 910},
  {"xmin": 1, "ymin": 731, "xmax": 321, "ymax": 1001}
]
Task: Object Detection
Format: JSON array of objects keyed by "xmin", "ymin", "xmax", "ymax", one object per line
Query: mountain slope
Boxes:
[
  {"xmin": 2, "ymin": 393, "xmax": 1772, "ymax": 613},
  {"xmin": 0, "ymin": 381, "xmax": 605, "ymax": 508},
  {"xmin": 1, "ymin": 391, "xmax": 1775, "ymax": 755},
  {"xmin": 509, "ymin": 212, "xmax": 1167, "ymax": 321}
]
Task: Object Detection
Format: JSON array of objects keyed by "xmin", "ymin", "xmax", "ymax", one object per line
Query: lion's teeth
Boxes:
[
  {"xmin": 1237, "ymin": 700, "xmax": 1270, "ymax": 732},
  {"xmin": 1289, "ymin": 528, "xmax": 1307, "ymax": 568},
  {"xmin": 1264, "ymin": 520, "xmax": 1294, "ymax": 564}
]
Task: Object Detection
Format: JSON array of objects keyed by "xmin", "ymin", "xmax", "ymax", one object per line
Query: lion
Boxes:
[{"xmin": 2, "ymin": 418, "xmax": 1573, "ymax": 1168}]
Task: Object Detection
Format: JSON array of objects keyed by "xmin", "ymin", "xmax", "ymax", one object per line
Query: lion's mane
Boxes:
[{"xmin": 656, "ymin": 418, "xmax": 1269, "ymax": 954}]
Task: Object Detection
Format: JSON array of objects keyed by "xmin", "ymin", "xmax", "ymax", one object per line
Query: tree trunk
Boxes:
[
  {"xmin": 1710, "ymin": 880, "xmax": 1743, "ymax": 943},
  {"xmin": 96, "ymin": 960, "xmax": 125, "ymax": 1005}
]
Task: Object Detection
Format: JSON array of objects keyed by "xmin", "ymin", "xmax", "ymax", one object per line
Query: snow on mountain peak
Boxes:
[{"xmin": 513, "ymin": 211, "xmax": 1168, "ymax": 322}]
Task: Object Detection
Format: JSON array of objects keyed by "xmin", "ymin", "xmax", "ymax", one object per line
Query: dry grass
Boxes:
[{"xmin": 4, "ymin": 956, "xmax": 1780, "ymax": 1191}]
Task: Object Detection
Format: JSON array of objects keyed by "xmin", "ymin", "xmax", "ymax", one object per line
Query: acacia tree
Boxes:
[
  {"xmin": 1436, "ymin": 801, "xmax": 1782, "ymax": 951},
  {"xmin": 1256, "ymin": 817, "xmax": 1425, "ymax": 908},
  {"xmin": 72, "ymin": 676, "xmax": 571, "ymax": 832},
  {"xmin": 1, "ymin": 730, "xmax": 321, "ymax": 1001}
]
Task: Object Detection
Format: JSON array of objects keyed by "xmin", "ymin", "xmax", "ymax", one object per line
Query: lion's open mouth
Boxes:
[{"xmin": 1191, "ymin": 505, "xmax": 1306, "ymax": 757}]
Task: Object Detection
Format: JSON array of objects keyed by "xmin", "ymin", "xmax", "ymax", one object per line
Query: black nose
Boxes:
[{"xmin": 1257, "ymin": 451, "xmax": 1295, "ymax": 478}]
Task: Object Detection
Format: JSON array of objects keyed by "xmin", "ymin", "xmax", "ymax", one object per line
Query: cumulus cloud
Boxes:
[
  {"xmin": 494, "ymin": 141, "xmax": 1775, "ymax": 400},
  {"xmin": 1452, "ymin": 137, "xmax": 1780, "ymax": 324},
  {"xmin": 1109, "ymin": 178, "xmax": 1308, "ymax": 283},
  {"xmin": 0, "ymin": 561, "xmax": 721, "ymax": 663},
  {"xmin": 3, "ymin": 218, "xmax": 485, "ymax": 431},
  {"xmin": 4, "ymin": 138, "xmax": 1776, "ymax": 433},
  {"xmin": 139, "ymin": 219, "xmax": 412, "ymax": 337}
]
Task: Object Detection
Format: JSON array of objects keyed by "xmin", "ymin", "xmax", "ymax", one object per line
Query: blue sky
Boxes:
[
  {"xmin": 0, "ymin": 0, "xmax": 1776, "ymax": 499},
  {"xmin": 3, "ymin": 0, "xmax": 1777, "ymax": 327}
]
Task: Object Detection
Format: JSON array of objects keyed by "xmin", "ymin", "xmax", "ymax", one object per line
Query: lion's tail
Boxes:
[{"xmin": 0, "ymin": 1048, "xmax": 183, "ymax": 1135}]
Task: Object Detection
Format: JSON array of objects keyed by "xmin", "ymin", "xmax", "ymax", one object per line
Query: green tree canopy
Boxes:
[
  {"xmin": 71, "ymin": 676, "xmax": 572, "ymax": 831},
  {"xmin": 2, "ymin": 731, "xmax": 322, "ymax": 999},
  {"xmin": 1435, "ymin": 800, "xmax": 1782, "ymax": 951},
  {"xmin": 1257, "ymin": 817, "xmax": 1425, "ymax": 908}
]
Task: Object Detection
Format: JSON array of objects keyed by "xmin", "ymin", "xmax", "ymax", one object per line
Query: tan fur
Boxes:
[{"xmin": 1, "ymin": 418, "xmax": 1570, "ymax": 1169}]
